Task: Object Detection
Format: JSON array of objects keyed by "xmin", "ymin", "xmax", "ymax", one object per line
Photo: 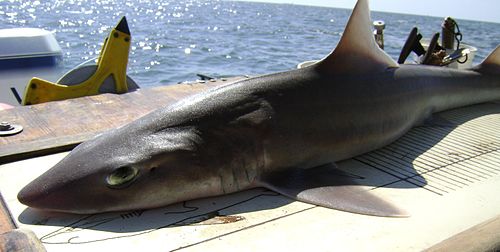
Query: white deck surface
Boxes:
[{"xmin": 1, "ymin": 101, "xmax": 499, "ymax": 251}]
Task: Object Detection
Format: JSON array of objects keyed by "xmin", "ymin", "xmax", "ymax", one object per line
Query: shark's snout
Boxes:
[
  {"xmin": 17, "ymin": 182, "xmax": 45, "ymax": 209},
  {"xmin": 17, "ymin": 164, "xmax": 144, "ymax": 214},
  {"xmin": 17, "ymin": 176, "xmax": 88, "ymax": 213}
]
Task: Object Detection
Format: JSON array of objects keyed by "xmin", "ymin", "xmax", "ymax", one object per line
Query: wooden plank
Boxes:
[
  {"xmin": 0, "ymin": 77, "xmax": 245, "ymax": 163},
  {"xmin": 425, "ymin": 215, "xmax": 500, "ymax": 252},
  {"xmin": 0, "ymin": 193, "xmax": 15, "ymax": 234},
  {"xmin": 0, "ymin": 229, "xmax": 46, "ymax": 252}
]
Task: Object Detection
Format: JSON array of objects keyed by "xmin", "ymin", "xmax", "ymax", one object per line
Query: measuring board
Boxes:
[{"xmin": 0, "ymin": 101, "xmax": 499, "ymax": 251}]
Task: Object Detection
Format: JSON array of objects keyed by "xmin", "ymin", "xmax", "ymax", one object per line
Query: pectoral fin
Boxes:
[{"xmin": 260, "ymin": 163, "xmax": 408, "ymax": 217}]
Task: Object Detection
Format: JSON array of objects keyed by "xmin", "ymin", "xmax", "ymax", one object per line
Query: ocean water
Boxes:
[{"xmin": 1, "ymin": 0, "xmax": 500, "ymax": 88}]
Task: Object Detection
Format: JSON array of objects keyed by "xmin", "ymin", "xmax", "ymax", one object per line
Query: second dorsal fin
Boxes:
[{"xmin": 317, "ymin": 0, "xmax": 398, "ymax": 75}]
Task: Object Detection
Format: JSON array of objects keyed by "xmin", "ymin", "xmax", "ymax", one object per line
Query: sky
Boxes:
[{"xmin": 240, "ymin": 0, "xmax": 500, "ymax": 23}]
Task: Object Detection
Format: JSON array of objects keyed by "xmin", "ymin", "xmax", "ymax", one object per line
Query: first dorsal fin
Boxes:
[
  {"xmin": 317, "ymin": 0, "xmax": 398, "ymax": 74},
  {"xmin": 474, "ymin": 46, "xmax": 500, "ymax": 75}
]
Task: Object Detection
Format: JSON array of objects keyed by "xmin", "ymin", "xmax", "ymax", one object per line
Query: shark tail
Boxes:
[{"xmin": 473, "ymin": 45, "xmax": 500, "ymax": 75}]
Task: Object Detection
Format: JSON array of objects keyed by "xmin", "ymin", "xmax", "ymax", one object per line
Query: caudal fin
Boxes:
[{"xmin": 474, "ymin": 45, "xmax": 500, "ymax": 75}]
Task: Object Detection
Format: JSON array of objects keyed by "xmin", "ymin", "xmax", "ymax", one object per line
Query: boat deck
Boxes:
[{"xmin": 0, "ymin": 78, "xmax": 499, "ymax": 251}]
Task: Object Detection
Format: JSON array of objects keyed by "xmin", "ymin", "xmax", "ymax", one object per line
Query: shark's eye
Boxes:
[{"xmin": 106, "ymin": 166, "xmax": 138, "ymax": 189}]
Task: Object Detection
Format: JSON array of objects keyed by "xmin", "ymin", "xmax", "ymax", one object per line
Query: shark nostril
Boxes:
[{"xmin": 150, "ymin": 166, "xmax": 157, "ymax": 173}]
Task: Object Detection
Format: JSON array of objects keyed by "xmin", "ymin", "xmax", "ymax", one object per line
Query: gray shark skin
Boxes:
[{"xmin": 18, "ymin": 0, "xmax": 500, "ymax": 216}]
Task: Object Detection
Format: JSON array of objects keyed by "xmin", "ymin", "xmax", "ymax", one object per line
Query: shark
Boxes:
[{"xmin": 18, "ymin": 0, "xmax": 500, "ymax": 217}]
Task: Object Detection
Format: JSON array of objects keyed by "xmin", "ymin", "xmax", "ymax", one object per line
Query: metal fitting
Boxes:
[
  {"xmin": 0, "ymin": 122, "xmax": 23, "ymax": 136},
  {"xmin": 373, "ymin": 20, "xmax": 385, "ymax": 50}
]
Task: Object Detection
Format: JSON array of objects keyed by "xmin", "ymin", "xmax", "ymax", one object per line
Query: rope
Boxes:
[{"xmin": 442, "ymin": 18, "xmax": 468, "ymax": 64}]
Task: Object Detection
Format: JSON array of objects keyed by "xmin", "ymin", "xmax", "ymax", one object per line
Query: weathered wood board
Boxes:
[
  {"xmin": 0, "ymin": 193, "xmax": 15, "ymax": 233},
  {"xmin": 426, "ymin": 215, "xmax": 500, "ymax": 251},
  {"xmin": 0, "ymin": 229, "xmax": 46, "ymax": 252},
  {"xmin": 0, "ymin": 77, "xmax": 245, "ymax": 163},
  {"xmin": 0, "ymin": 101, "xmax": 499, "ymax": 251}
]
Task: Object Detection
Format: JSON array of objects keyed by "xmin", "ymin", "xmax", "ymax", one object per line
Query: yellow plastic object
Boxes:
[{"xmin": 22, "ymin": 18, "xmax": 131, "ymax": 105}]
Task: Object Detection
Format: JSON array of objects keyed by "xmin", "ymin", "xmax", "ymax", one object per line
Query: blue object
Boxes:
[{"xmin": 0, "ymin": 55, "xmax": 61, "ymax": 70}]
